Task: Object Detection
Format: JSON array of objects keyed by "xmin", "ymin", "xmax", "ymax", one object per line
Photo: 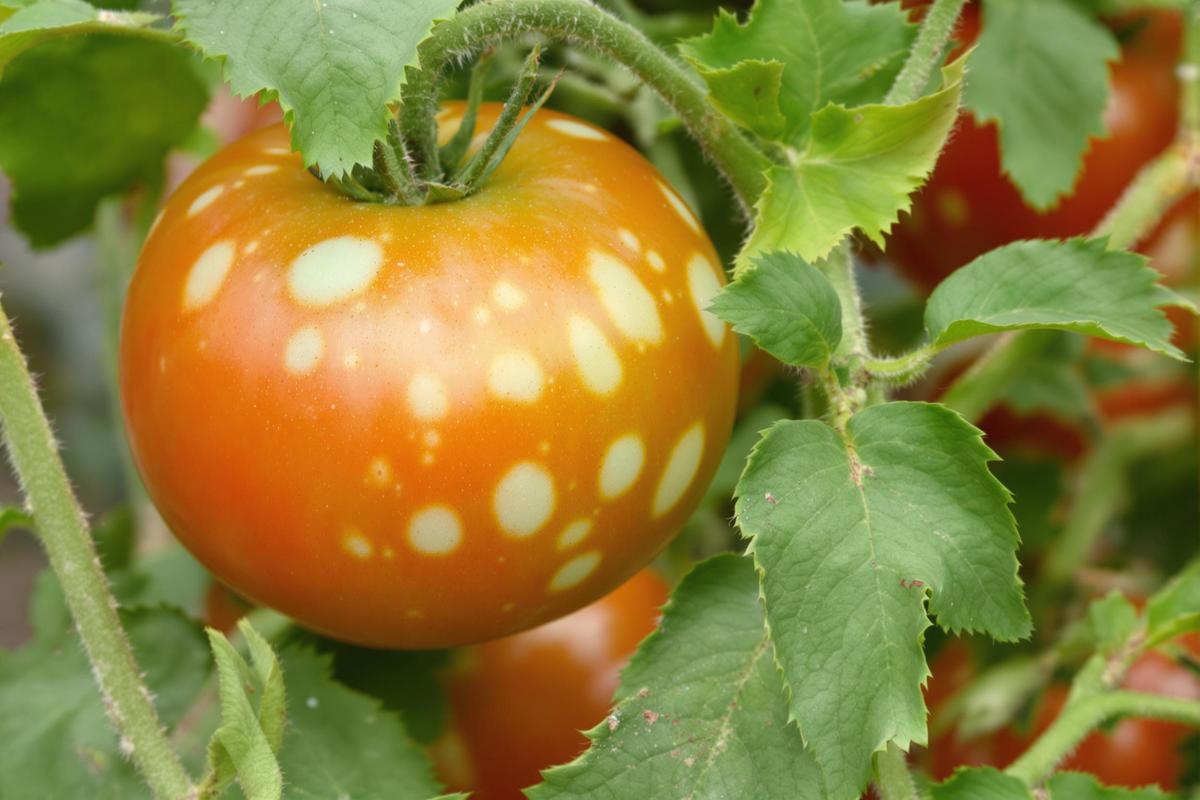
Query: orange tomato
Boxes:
[
  {"xmin": 120, "ymin": 104, "xmax": 738, "ymax": 648},
  {"xmin": 432, "ymin": 569, "xmax": 668, "ymax": 799}
]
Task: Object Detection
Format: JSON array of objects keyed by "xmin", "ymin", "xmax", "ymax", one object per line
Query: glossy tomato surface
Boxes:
[
  {"xmin": 433, "ymin": 569, "xmax": 668, "ymax": 799},
  {"xmin": 883, "ymin": 7, "xmax": 1181, "ymax": 291},
  {"xmin": 120, "ymin": 103, "xmax": 738, "ymax": 648}
]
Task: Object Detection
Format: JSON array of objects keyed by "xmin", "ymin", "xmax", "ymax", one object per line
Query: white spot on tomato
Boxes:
[
  {"xmin": 656, "ymin": 180, "xmax": 701, "ymax": 234},
  {"xmin": 598, "ymin": 433, "xmax": 645, "ymax": 500},
  {"xmin": 244, "ymin": 164, "xmax": 280, "ymax": 177},
  {"xmin": 492, "ymin": 280, "xmax": 527, "ymax": 311},
  {"xmin": 407, "ymin": 371, "xmax": 449, "ymax": 420},
  {"xmin": 366, "ymin": 457, "xmax": 392, "ymax": 487},
  {"xmin": 646, "ymin": 250, "xmax": 666, "ymax": 273},
  {"xmin": 264, "ymin": 146, "xmax": 291, "ymax": 156},
  {"xmin": 284, "ymin": 327, "xmax": 324, "ymax": 374},
  {"xmin": 588, "ymin": 251, "xmax": 663, "ymax": 345},
  {"xmin": 243, "ymin": 240, "xmax": 259, "ymax": 255},
  {"xmin": 342, "ymin": 530, "xmax": 373, "ymax": 559},
  {"xmin": 188, "ymin": 185, "xmax": 225, "ymax": 217},
  {"xmin": 548, "ymin": 551, "xmax": 602, "ymax": 592},
  {"xmin": 183, "ymin": 241, "xmax": 236, "ymax": 311},
  {"xmin": 487, "ymin": 350, "xmax": 543, "ymax": 403},
  {"xmin": 408, "ymin": 505, "xmax": 463, "ymax": 555},
  {"xmin": 494, "ymin": 462, "xmax": 555, "ymax": 538},
  {"xmin": 546, "ymin": 118, "xmax": 608, "ymax": 141},
  {"xmin": 653, "ymin": 422, "xmax": 705, "ymax": 518},
  {"xmin": 557, "ymin": 518, "xmax": 593, "ymax": 550},
  {"xmin": 288, "ymin": 237, "xmax": 383, "ymax": 306},
  {"xmin": 618, "ymin": 228, "xmax": 640, "ymax": 252},
  {"xmin": 567, "ymin": 315, "xmax": 622, "ymax": 395},
  {"xmin": 687, "ymin": 253, "xmax": 726, "ymax": 349}
]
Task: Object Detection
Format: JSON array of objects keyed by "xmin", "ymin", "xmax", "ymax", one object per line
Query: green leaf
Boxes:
[
  {"xmin": 932, "ymin": 767, "xmax": 1032, "ymax": 799},
  {"xmin": 1047, "ymin": 771, "xmax": 1169, "ymax": 799},
  {"xmin": 710, "ymin": 251, "xmax": 842, "ymax": 370},
  {"xmin": 743, "ymin": 58, "xmax": 965, "ymax": 263},
  {"xmin": 680, "ymin": 0, "xmax": 914, "ymax": 144},
  {"xmin": 1144, "ymin": 560, "xmax": 1200, "ymax": 648},
  {"xmin": 173, "ymin": 0, "xmax": 459, "ymax": 175},
  {"xmin": 735, "ymin": 403, "xmax": 1030, "ymax": 797},
  {"xmin": 0, "ymin": 0, "xmax": 166, "ymax": 75},
  {"xmin": 925, "ymin": 238, "xmax": 1191, "ymax": 360},
  {"xmin": 530, "ymin": 554, "xmax": 823, "ymax": 800},
  {"xmin": 0, "ymin": 34, "xmax": 207, "ymax": 247},
  {"xmin": 965, "ymin": 0, "xmax": 1119, "ymax": 209},
  {"xmin": 1086, "ymin": 591, "xmax": 1139, "ymax": 655},
  {"xmin": 271, "ymin": 646, "xmax": 444, "ymax": 799},
  {"xmin": 998, "ymin": 333, "xmax": 1090, "ymax": 420},
  {"xmin": 0, "ymin": 604, "xmax": 211, "ymax": 799}
]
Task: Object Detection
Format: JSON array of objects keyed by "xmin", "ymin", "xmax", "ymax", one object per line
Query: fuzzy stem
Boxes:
[
  {"xmin": 862, "ymin": 344, "xmax": 937, "ymax": 384},
  {"xmin": 0, "ymin": 301, "xmax": 193, "ymax": 799},
  {"xmin": 885, "ymin": 0, "xmax": 967, "ymax": 105},
  {"xmin": 1006, "ymin": 691, "xmax": 1200, "ymax": 787},
  {"xmin": 874, "ymin": 741, "xmax": 919, "ymax": 800},
  {"xmin": 398, "ymin": 0, "xmax": 769, "ymax": 212}
]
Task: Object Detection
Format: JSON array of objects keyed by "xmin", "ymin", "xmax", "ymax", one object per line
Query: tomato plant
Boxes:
[{"xmin": 432, "ymin": 569, "xmax": 668, "ymax": 799}]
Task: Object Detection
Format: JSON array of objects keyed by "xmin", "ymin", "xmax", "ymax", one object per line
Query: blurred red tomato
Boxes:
[{"xmin": 432, "ymin": 570, "xmax": 668, "ymax": 799}]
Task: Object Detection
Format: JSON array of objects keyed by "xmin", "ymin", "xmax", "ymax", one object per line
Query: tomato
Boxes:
[
  {"xmin": 431, "ymin": 569, "xmax": 668, "ymax": 799},
  {"xmin": 119, "ymin": 102, "xmax": 738, "ymax": 648},
  {"xmin": 883, "ymin": 6, "xmax": 1181, "ymax": 291},
  {"xmin": 930, "ymin": 650, "xmax": 1200, "ymax": 788}
]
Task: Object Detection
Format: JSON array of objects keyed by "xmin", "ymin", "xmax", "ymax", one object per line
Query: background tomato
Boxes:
[
  {"xmin": 432, "ymin": 569, "xmax": 668, "ymax": 799},
  {"xmin": 881, "ymin": 6, "xmax": 1182, "ymax": 291},
  {"xmin": 119, "ymin": 103, "xmax": 738, "ymax": 648}
]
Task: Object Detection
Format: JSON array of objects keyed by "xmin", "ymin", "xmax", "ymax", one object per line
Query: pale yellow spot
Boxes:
[
  {"xmin": 380, "ymin": 231, "xmax": 393, "ymax": 243},
  {"xmin": 407, "ymin": 372, "xmax": 449, "ymax": 420},
  {"xmin": 423, "ymin": 430, "xmax": 441, "ymax": 448},
  {"xmin": 183, "ymin": 241, "xmax": 236, "ymax": 311},
  {"xmin": 588, "ymin": 251, "xmax": 663, "ymax": 344},
  {"xmin": 289, "ymin": 237, "xmax": 383, "ymax": 306},
  {"xmin": 284, "ymin": 327, "xmax": 324, "ymax": 374},
  {"xmin": 598, "ymin": 433, "xmax": 645, "ymax": 500},
  {"xmin": 567, "ymin": 315, "xmax": 622, "ymax": 395},
  {"xmin": 408, "ymin": 505, "xmax": 462, "ymax": 555},
  {"xmin": 188, "ymin": 185, "xmax": 224, "ymax": 217},
  {"xmin": 343, "ymin": 350, "xmax": 360, "ymax": 369},
  {"xmin": 656, "ymin": 180, "xmax": 701, "ymax": 234},
  {"xmin": 546, "ymin": 118, "xmax": 608, "ymax": 141},
  {"xmin": 243, "ymin": 240, "xmax": 259, "ymax": 255},
  {"xmin": 492, "ymin": 280, "xmax": 527, "ymax": 311},
  {"xmin": 366, "ymin": 457, "xmax": 392, "ymax": 487},
  {"xmin": 653, "ymin": 422, "xmax": 705, "ymax": 518},
  {"xmin": 646, "ymin": 250, "xmax": 666, "ymax": 273},
  {"xmin": 343, "ymin": 530, "xmax": 373, "ymax": 559},
  {"xmin": 245, "ymin": 164, "xmax": 279, "ymax": 177},
  {"xmin": 557, "ymin": 519, "xmax": 593, "ymax": 550},
  {"xmin": 549, "ymin": 551, "xmax": 602, "ymax": 592},
  {"xmin": 488, "ymin": 351, "xmax": 543, "ymax": 403},
  {"xmin": 618, "ymin": 229, "xmax": 640, "ymax": 252},
  {"xmin": 265, "ymin": 146, "xmax": 291, "ymax": 156},
  {"xmin": 583, "ymin": 183, "xmax": 598, "ymax": 194},
  {"xmin": 473, "ymin": 306, "xmax": 492, "ymax": 325},
  {"xmin": 687, "ymin": 254, "xmax": 726, "ymax": 349},
  {"xmin": 494, "ymin": 462, "xmax": 555, "ymax": 537},
  {"xmin": 232, "ymin": 179, "xmax": 246, "ymax": 189},
  {"xmin": 662, "ymin": 290, "xmax": 674, "ymax": 304}
]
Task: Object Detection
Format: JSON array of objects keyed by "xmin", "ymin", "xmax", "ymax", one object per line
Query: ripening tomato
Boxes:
[
  {"xmin": 431, "ymin": 569, "xmax": 668, "ymax": 799},
  {"xmin": 202, "ymin": 580, "xmax": 250, "ymax": 634},
  {"xmin": 119, "ymin": 103, "xmax": 738, "ymax": 648},
  {"xmin": 883, "ymin": 6, "xmax": 1181, "ymax": 291}
]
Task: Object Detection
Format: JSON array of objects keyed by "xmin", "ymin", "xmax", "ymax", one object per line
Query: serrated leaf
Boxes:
[
  {"xmin": 965, "ymin": 0, "xmax": 1119, "ymax": 209},
  {"xmin": 680, "ymin": 0, "xmax": 914, "ymax": 144},
  {"xmin": 272, "ymin": 646, "xmax": 443, "ymax": 799},
  {"xmin": 530, "ymin": 554, "xmax": 823, "ymax": 800},
  {"xmin": 931, "ymin": 767, "xmax": 1032, "ymax": 799},
  {"xmin": 925, "ymin": 238, "xmax": 1191, "ymax": 359},
  {"xmin": 710, "ymin": 251, "xmax": 842, "ymax": 370},
  {"xmin": 0, "ymin": 34, "xmax": 207, "ymax": 246},
  {"xmin": 0, "ymin": 0, "xmax": 165, "ymax": 74},
  {"xmin": 735, "ymin": 403, "xmax": 1030, "ymax": 797},
  {"xmin": 742, "ymin": 58, "xmax": 965, "ymax": 263},
  {"xmin": 173, "ymin": 0, "xmax": 458, "ymax": 175},
  {"xmin": 0, "ymin": 604, "xmax": 210, "ymax": 799},
  {"xmin": 1047, "ymin": 771, "xmax": 1169, "ymax": 799}
]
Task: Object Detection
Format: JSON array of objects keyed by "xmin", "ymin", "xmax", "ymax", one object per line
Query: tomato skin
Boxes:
[
  {"xmin": 884, "ymin": 9, "xmax": 1181, "ymax": 291},
  {"xmin": 432, "ymin": 569, "xmax": 668, "ymax": 799},
  {"xmin": 120, "ymin": 104, "xmax": 738, "ymax": 648}
]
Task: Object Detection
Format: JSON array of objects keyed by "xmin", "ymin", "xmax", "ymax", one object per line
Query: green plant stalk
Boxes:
[
  {"xmin": 0, "ymin": 301, "xmax": 193, "ymax": 799},
  {"xmin": 1006, "ymin": 691, "xmax": 1200, "ymax": 786},
  {"xmin": 862, "ymin": 343, "xmax": 937, "ymax": 384},
  {"xmin": 397, "ymin": 0, "xmax": 770, "ymax": 212},
  {"xmin": 885, "ymin": 0, "xmax": 967, "ymax": 106},
  {"xmin": 1183, "ymin": 0, "xmax": 1199, "ymax": 139},
  {"xmin": 874, "ymin": 741, "xmax": 919, "ymax": 800},
  {"xmin": 455, "ymin": 46, "xmax": 542, "ymax": 188}
]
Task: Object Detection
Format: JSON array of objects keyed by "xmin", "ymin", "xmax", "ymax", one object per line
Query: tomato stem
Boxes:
[
  {"xmin": 885, "ymin": 0, "xmax": 968, "ymax": 106},
  {"xmin": 1005, "ymin": 690, "xmax": 1200, "ymax": 787},
  {"xmin": 396, "ymin": 0, "xmax": 770, "ymax": 213},
  {"xmin": 0, "ymin": 301, "xmax": 194, "ymax": 799}
]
